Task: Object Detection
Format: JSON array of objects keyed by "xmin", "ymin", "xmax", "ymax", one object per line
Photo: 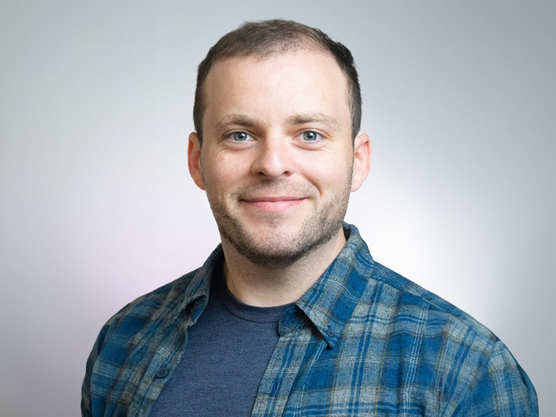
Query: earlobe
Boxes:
[
  {"xmin": 351, "ymin": 133, "xmax": 371, "ymax": 192},
  {"xmin": 188, "ymin": 132, "xmax": 206, "ymax": 190}
]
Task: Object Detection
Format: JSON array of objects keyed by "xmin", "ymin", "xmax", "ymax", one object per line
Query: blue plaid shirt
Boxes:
[{"xmin": 82, "ymin": 224, "xmax": 538, "ymax": 416}]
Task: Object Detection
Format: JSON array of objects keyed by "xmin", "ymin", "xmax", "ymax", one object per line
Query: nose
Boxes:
[{"xmin": 250, "ymin": 137, "xmax": 293, "ymax": 179}]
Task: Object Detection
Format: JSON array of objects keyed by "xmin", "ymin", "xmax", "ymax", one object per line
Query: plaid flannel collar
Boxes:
[{"xmin": 174, "ymin": 223, "xmax": 373, "ymax": 347}]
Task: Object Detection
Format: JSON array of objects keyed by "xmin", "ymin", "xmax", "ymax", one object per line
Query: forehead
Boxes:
[{"xmin": 202, "ymin": 50, "xmax": 351, "ymax": 132}]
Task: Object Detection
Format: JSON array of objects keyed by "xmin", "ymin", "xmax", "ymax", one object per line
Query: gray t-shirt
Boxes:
[{"xmin": 149, "ymin": 267, "xmax": 292, "ymax": 416}]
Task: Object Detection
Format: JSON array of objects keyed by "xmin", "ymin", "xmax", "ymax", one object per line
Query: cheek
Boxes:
[
  {"xmin": 304, "ymin": 156, "xmax": 352, "ymax": 192},
  {"xmin": 202, "ymin": 154, "xmax": 245, "ymax": 191}
]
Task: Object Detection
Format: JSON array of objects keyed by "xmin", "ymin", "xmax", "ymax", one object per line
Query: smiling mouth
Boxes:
[{"xmin": 241, "ymin": 196, "xmax": 307, "ymax": 212}]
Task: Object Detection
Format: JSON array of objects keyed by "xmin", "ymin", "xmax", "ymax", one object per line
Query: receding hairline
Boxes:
[
  {"xmin": 193, "ymin": 19, "xmax": 362, "ymax": 143},
  {"xmin": 210, "ymin": 34, "xmax": 331, "ymax": 60},
  {"xmin": 200, "ymin": 46, "xmax": 353, "ymax": 134}
]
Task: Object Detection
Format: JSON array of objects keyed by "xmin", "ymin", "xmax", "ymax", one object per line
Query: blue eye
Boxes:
[
  {"xmin": 302, "ymin": 131, "xmax": 320, "ymax": 142},
  {"xmin": 232, "ymin": 132, "xmax": 250, "ymax": 141}
]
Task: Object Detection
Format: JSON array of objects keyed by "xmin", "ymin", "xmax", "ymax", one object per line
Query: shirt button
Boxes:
[{"xmin": 156, "ymin": 368, "xmax": 169, "ymax": 379}]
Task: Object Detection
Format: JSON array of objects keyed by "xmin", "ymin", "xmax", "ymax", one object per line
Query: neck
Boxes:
[{"xmin": 221, "ymin": 228, "xmax": 346, "ymax": 307}]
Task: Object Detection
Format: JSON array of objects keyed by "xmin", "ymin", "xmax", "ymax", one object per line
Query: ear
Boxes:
[
  {"xmin": 351, "ymin": 133, "xmax": 371, "ymax": 192},
  {"xmin": 188, "ymin": 132, "xmax": 205, "ymax": 190}
]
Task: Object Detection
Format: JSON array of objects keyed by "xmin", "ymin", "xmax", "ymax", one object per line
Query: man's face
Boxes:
[{"xmin": 189, "ymin": 50, "xmax": 369, "ymax": 268}]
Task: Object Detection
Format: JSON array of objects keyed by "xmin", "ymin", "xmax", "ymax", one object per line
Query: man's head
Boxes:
[
  {"xmin": 188, "ymin": 20, "xmax": 370, "ymax": 269},
  {"xmin": 193, "ymin": 19, "xmax": 362, "ymax": 144}
]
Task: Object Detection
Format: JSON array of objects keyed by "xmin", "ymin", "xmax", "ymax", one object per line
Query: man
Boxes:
[{"xmin": 82, "ymin": 20, "xmax": 538, "ymax": 416}]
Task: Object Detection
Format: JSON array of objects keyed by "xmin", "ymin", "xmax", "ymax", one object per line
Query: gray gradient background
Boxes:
[{"xmin": 1, "ymin": 1, "xmax": 554, "ymax": 415}]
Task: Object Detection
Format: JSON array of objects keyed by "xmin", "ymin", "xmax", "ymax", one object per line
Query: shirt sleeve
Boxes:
[
  {"xmin": 81, "ymin": 322, "xmax": 110, "ymax": 417},
  {"xmin": 452, "ymin": 340, "xmax": 538, "ymax": 416}
]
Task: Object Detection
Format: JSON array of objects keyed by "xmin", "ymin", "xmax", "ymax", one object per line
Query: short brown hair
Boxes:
[{"xmin": 193, "ymin": 19, "xmax": 362, "ymax": 144}]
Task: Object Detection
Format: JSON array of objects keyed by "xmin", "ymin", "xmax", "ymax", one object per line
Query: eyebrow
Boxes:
[
  {"xmin": 215, "ymin": 112, "xmax": 341, "ymax": 133},
  {"xmin": 286, "ymin": 112, "xmax": 340, "ymax": 130},
  {"xmin": 214, "ymin": 114, "xmax": 260, "ymax": 132}
]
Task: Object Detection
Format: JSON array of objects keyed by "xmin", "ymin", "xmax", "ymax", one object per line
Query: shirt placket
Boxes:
[{"xmin": 251, "ymin": 306, "xmax": 329, "ymax": 417}]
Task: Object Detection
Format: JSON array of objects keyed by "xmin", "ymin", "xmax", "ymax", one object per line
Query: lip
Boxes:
[{"xmin": 241, "ymin": 196, "xmax": 307, "ymax": 212}]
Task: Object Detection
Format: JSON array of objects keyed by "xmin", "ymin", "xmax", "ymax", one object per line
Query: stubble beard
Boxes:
[{"xmin": 205, "ymin": 173, "xmax": 353, "ymax": 270}]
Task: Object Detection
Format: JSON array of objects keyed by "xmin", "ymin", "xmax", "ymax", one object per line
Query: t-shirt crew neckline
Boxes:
[{"xmin": 215, "ymin": 265, "xmax": 294, "ymax": 324}]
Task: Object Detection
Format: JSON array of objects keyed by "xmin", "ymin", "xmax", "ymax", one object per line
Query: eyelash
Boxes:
[{"xmin": 224, "ymin": 130, "xmax": 324, "ymax": 144}]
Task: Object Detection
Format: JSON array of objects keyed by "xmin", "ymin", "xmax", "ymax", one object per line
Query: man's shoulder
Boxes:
[
  {"xmin": 356, "ymin": 260, "xmax": 538, "ymax": 414},
  {"xmin": 96, "ymin": 268, "xmax": 202, "ymax": 347},
  {"xmin": 99, "ymin": 245, "xmax": 223, "ymax": 340},
  {"xmin": 117, "ymin": 269, "xmax": 200, "ymax": 318},
  {"xmin": 365, "ymin": 259, "xmax": 498, "ymax": 347},
  {"xmin": 342, "ymin": 224, "xmax": 497, "ymax": 346}
]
